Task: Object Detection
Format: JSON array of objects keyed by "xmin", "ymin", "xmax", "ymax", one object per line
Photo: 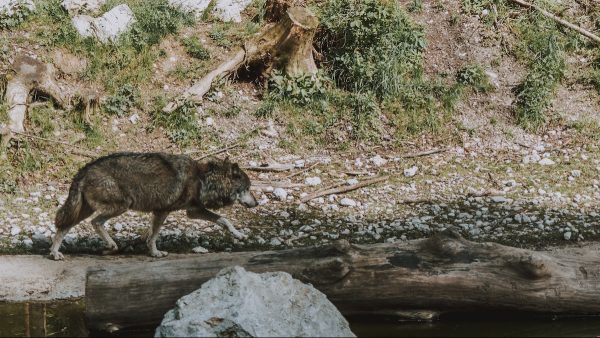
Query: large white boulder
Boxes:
[
  {"xmin": 169, "ymin": 0, "xmax": 251, "ymax": 22},
  {"xmin": 72, "ymin": 4, "xmax": 135, "ymax": 43},
  {"xmin": 61, "ymin": 0, "xmax": 106, "ymax": 15},
  {"xmin": 0, "ymin": 0, "xmax": 35, "ymax": 16},
  {"xmin": 155, "ymin": 266, "xmax": 355, "ymax": 337},
  {"xmin": 211, "ymin": 0, "xmax": 252, "ymax": 22},
  {"xmin": 168, "ymin": 0, "xmax": 212, "ymax": 18}
]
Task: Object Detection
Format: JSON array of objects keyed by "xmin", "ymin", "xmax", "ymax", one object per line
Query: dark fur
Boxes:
[{"xmin": 50, "ymin": 152, "xmax": 255, "ymax": 260}]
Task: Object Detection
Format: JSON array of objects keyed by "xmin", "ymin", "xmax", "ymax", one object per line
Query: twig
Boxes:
[
  {"xmin": 244, "ymin": 163, "xmax": 295, "ymax": 172},
  {"xmin": 400, "ymin": 148, "xmax": 448, "ymax": 159},
  {"xmin": 282, "ymin": 162, "xmax": 318, "ymax": 180},
  {"xmin": 12, "ymin": 131, "xmax": 98, "ymax": 158},
  {"xmin": 300, "ymin": 175, "xmax": 389, "ymax": 203},
  {"xmin": 509, "ymin": 0, "xmax": 600, "ymax": 44},
  {"xmin": 251, "ymin": 180, "xmax": 305, "ymax": 189},
  {"xmin": 190, "ymin": 142, "xmax": 240, "ymax": 159},
  {"xmin": 345, "ymin": 171, "xmax": 370, "ymax": 176}
]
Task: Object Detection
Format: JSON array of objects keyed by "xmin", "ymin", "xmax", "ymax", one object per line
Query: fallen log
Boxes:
[{"xmin": 85, "ymin": 229, "xmax": 600, "ymax": 332}]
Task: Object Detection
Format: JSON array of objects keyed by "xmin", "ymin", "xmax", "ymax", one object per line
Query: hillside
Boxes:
[{"xmin": 1, "ymin": 0, "xmax": 599, "ymax": 255}]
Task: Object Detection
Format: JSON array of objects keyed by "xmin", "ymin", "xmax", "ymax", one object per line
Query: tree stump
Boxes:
[
  {"xmin": 164, "ymin": 6, "xmax": 319, "ymax": 113},
  {"xmin": 1, "ymin": 55, "xmax": 72, "ymax": 149}
]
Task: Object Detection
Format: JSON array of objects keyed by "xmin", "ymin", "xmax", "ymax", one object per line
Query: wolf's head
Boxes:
[{"xmin": 199, "ymin": 157, "xmax": 257, "ymax": 209}]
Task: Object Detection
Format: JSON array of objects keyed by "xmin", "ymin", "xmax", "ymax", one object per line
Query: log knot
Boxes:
[{"xmin": 506, "ymin": 254, "xmax": 552, "ymax": 280}]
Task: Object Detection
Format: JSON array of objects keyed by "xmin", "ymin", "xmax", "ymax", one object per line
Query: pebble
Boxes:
[
  {"xmin": 305, "ymin": 177, "xmax": 322, "ymax": 186},
  {"xmin": 563, "ymin": 231, "xmax": 572, "ymax": 240},
  {"xmin": 272, "ymin": 188, "xmax": 288, "ymax": 200},
  {"xmin": 339, "ymin": 198, "xmax": 357, "ymax": 207},
  {"xmin": 404, "ymin": 166, "xmax": 418, "ymax": 177},
  {"xmin": 192, "ymin": 246, "xmax": 209, "ymax": 254},
  {"xmin": 538, "ymin": 158, "xmax": 555, "ymax": 166}
]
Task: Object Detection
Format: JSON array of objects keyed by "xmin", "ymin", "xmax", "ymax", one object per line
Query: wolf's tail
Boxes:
[{"xmin": 55, "ymin": 178, "xmax": 85, "ymax": 230}]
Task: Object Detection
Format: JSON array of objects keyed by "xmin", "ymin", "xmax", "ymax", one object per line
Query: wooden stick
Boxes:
[
  {"xmin": 282, "ymin": 162, "xmax": 318, "ymax": 180},
  {"xmin": 189, "ymin": 142, "xmax": 240, "ymax": 159},
  {"xmin": 12, "ymin": 131, "xmax": 98, "ymax": 158},
  {"xmin": 300, "ymin": 175, "xmax": 389, "ymax": 203},
  {"xmin": 244, "ymin": 163, "xmax": 295, "ymax": 172},
  {"xmin": 400, "ymin": 148, "xmax": 447, "ymax": 159},
  {"xmin": 509, "ymin": 0, "xmax": 600, "ymax": 44}
]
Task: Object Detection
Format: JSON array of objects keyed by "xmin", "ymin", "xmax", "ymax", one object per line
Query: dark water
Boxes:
[{"xmin": 2, "ymin": 301, "xmax": 600, "ymax": 337}]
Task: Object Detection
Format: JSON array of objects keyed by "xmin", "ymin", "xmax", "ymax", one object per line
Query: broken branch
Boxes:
[
  {"xmin": 400, "ymin": 148, "xmax": 448, "ymax": 159},
  {"xmin": 509, "ymin": 0, "xmax": 600, "ymax": 44},
  {"xmin": 300, "ymin": 175, "xmax": 389, "ymax": 203}
]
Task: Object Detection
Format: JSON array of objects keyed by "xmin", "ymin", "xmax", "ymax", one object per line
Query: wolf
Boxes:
[{"xmin": 49, "ymin": 152, "xmax": 257, "ymax": 260}]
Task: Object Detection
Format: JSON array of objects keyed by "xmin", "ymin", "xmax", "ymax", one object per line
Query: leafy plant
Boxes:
[
  {"xmin": 317, "ymin": 0, "xmax": 426, "ymax": 97},
  {"xmin": 104, "ymin": 83, "xmax": 140, "ymax": 117},
  {"xmin": 209, "ymin": 24, "xmax": 232, "ymax": 48},
  {"xmin": 182, "ymin": 36, "xmax": 210, "ymax": 60},
  {"xmin": 456, "ymin": 64, "xmax": 493, "ymax": 93},
  {"xmin": 268, "ymin": 71, "xmax": 330, "ymax": 105},
  {"xmin": 152, "ymin": 98, "xmax": 201, "ymax": 146},
  {"xmin": 0, "ymin": 2, "xmax": 33, "ymax": 30}
]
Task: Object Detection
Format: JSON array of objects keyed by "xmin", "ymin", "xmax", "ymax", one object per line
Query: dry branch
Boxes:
[
  {"xmin": 11, "ymin": 131, "xmax": 98, "ymax": 158},
  {"xmin": 85, "ymin": 229, "xmax": 600, "ymax": 332},
  {"xmin": 244, "ymin": 163, "xmax": 296, "ymax": 172},
  {"xmin": 400, "ymin": 148, "xmax": 448, "ymax": 159},
  {"xmin": 300, "ymin": 175, "xmax": 389, "ymax": 203},
  {"xmin": 282, "ymin": 162, "xmax": 318, "ymax": 180},
  {"xmin": 509, "ymin": 0, "xmax": 600, "ymax": 43}
]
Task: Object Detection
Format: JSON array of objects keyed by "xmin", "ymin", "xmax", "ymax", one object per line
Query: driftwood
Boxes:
[
  {"xmin": 85, "ymin": 229, "xmax": 600, "ymax": 332},
  {"xmin": 164, "ymin": 6, "xmax": 319, "ymax": 112},
  {"xmin": 300, "ymin": 175, "xmax": 389, "ymax": 203},
  {"xmin": 509, "ymin": 0, "xmax": 600, "ymax": 44}
]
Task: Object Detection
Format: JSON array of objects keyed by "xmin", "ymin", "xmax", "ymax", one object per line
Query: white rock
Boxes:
[
  {"xmin": 490, "ymin": 196, "xmax": 508, "ymax": 203},
  {"xmin": 61, "ymin": 0, "xmax": 105, "ymax": 14},
  {"xmin": 10, "ymin": 226, "xmax": 21, "ymax": 236},
  {"xmin": 346, "ymin": 178, "xmax": 359, "ymax": 185},
  {"xmin": 571, "ymin": 170, "xmax": 582, "ymax": 178},
  {"xmin": 305, "ymin": 176, "xmax": 322, "ymax": 186},
  {"xmin": 129, "ymin": 113, "xmax": 139, "ymax": 124},
  {"xmin": 564, "ymin": 231, "xmax": 572, "ymax": 240},
  {"xmin": 113, "ymin": 223, "xmax": 123, "ymax": 232},
  {"xmin": 155, "ymin": 266, "xmax": 355, "ymax": 337},
  {"xmin": 0, "ymin": 0, "xmax": 35, "ymax": 15},
  {"xmin": 72, "ymin": 4, "xmax": 135, "ymax": 43},
  {"xmin": 538, "ymin": 158, "xmax": 555, "ymax": 166},
  {"xmin": 404, "ymin": 166, "xmax": 418, "ymax": 177},
  {"xmin": 168, "ymin": 0, "xmax": 211, "ymax": 17},
  {"xmin": 212, "ymin": 0, "xmax": 252, "ymax": 22},
  {"xmin": 294, "ymin": 159, "xmax": 305, "ymax": 168},
  {"xmin": 205, "ymin": 117, "xmax": 214, "ymax": 126},
  {"xmin": 339, "ymin": 198, "xmax": 357, "ymax": 207},
  {"xmin": 272, "ymin": 188, "xmax": 288, "ymax": 200},
  {"xmin": 269, "ymin": 238, "xmax": 282, "ymax": 246},
  {"xmin": 369, "ymin": 155, "xmax": 387, "ymax": 166},
  {"xmin": 192, "ymin": 246, "xmax": 209, "ymax": 254}
]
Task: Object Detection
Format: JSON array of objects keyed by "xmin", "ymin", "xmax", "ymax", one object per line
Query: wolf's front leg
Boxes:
[
  {"xmin": 186, "ymin": 207, "xmax": 247, "ymax": 239},
  {"xmin": 147, "ymin": 211, "xmax": 169, "ymax": 257}
]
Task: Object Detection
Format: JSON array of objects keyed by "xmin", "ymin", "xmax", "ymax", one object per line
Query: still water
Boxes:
[{"xmin": 1, "ymin": 301, "xmax": 600, "ymax": 337}]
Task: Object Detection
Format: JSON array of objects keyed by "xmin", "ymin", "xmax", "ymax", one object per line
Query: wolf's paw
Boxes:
[
  {"xmin": 150, "ymin": 250, "xmax": 169, "ymax": 258},
  {"xmin": 49, "ymin": 251, "xmax": 64, "ymax": 261}
]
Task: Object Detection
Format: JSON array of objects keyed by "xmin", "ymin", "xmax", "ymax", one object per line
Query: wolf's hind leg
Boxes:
[
  {"xmin": 147, "ymin": 211, "xmax": 169, "ymax": 258},
  {"xmin": 186, "ymin": 207, "xmax": 246, "ymax": 239},
  {"xmin": 91, "ymin": 208, "xmax": 126, "ymax": 255},
  {"xmin": 49, "ymin": 203, "xmax": 94, "ymax": 260}
]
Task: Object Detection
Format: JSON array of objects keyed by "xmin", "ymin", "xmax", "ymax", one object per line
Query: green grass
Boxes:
[
  {"xmin": 182, "ymin": 36, "xmax": 210, "ymax": 60},
  {"xmin": 104, "ymin": 83, "xmax": 140, "ymax": 117},
  {"xmin": 0, "ymin": 1, "xmax": 33, "ymax": 29},
  {"xmin": 513, "ymin": 13, "xmax": 566, "ymax": 130},
  {"xmin": 151, "ymin": 97, "xmax": 202, "ymax": 147},
  {"xmin": 456, "ymin": 64, "xmax": 494, "ymax": 93}
]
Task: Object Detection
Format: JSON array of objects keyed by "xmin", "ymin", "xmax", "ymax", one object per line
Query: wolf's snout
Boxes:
[{"xmin": 239, "ymin": 190, "xmax": 258, "ymax": 208}]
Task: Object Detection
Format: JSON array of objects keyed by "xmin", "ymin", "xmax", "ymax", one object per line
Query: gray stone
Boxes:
[
  {"xmin": 72, "ymin": 4, "xmax": 135, "ymax": 43},
  {"xmin": 0, "ymin": 0, "xmax": 35, "ymax": 16},
  {"xmin": 272, "ymin": 188, "xmax": 288, "ymax": 200},
  {"xmin": 61, "ymin": 0, "xmax": 105, "ymax": 14},
  {"xmin": 305, "ymin": 176, "xmax": 322, "ymax": 186},
  {"xmin": 155, "ymin": 266, "xmax": 354, "ymax": 337},
  {"xmin": 212, "ymin": 0, "xmax": 252, "ymax": 22},
  {"xmin": 339, "ymin": 198, "xmax": 357, "ymax": 207}
]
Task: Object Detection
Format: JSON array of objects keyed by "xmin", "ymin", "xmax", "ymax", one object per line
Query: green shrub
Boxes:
[
  {"xmin": 456, "ymin": 64, "xmax": 493, "ymax": 93},
  {"xmin": 317, "ymin": 0, "xmax": 425, "ymax": 97},
  {"xmin": 104, "ymin": 83, "xmax": 140, "ymax": 117},
  {"xmin": 152, "ymin": 98, "xmax": 201, "ymax": 146},
  {"xmin": 268, "ymin": 71, "xmax": 330, "ymax": 105},
  {"xmin": 126, "ymin": 0, "xmax": 194, "ymax": 50},
  {"xmin": 513, "ymin": 15, "xmax": 565, "ymax": 130},
  {"xmin": 182, "ymin": 36, "xmax": 210, "ymax": 60},
  {"xmin": 0, "ymin": 2, "xmax": 33, "ymax": 30}
]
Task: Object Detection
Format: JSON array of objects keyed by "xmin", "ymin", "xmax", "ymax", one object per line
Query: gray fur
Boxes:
[{"xmin": 49, "ymin": 152, "xmax": 257, "ymax": 260}]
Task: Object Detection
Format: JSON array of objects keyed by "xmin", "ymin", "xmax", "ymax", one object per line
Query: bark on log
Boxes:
[
  {"xmin": 164, "ymin": 6, "xmax": 319, "ymax": 113},
  {"xmin": 85, "ymin": 229, "xmax": 600, "ymax": 332}
]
